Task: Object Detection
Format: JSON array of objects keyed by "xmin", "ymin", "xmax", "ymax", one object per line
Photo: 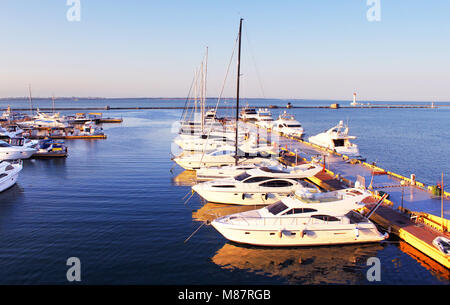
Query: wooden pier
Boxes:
[{"xmin": 254, "ymin": 122, "xmax": 450, "ymax": 270}]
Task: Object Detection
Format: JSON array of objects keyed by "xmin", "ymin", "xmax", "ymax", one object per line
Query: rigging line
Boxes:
[
  {"xmin": 180, "ymin": 71, "xmax": 197, "ymax": 122},
  {"xmin": 199, "ymin": 34, "xmax": 239, "ymax": 164},
  {"xmin": 244, "ymin": 27, "xmax": 266, "ymax": 99}
]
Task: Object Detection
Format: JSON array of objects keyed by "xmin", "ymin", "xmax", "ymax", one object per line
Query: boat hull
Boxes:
[
  {"xmin": 0, "ymin": 163, "xmax": 22, "ymax": 192},
  {"xmin": 211, "ymin": 222, "xmax": 387, "ymax": 247}
]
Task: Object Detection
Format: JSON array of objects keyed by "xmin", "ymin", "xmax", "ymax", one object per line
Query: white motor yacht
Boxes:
[
  {"xmin": 255, "ymin": 108, "xmax": 274, "ymax": 129},
  {"xmin": 0, "ymin": 160, "xmax": 22, "ymax": 192},
  {"xmin": 0, "ymin": 140, "xmax": 37, "ymax": 160},
  {"xmin": 211, "ymin": 188, "xmax": 388, "ymax": 246},
  {"xmin": 172, "ymin": 146, "xmax": 275, "ymax": 170},
  {"xmin": 192, "ymin": 164, "xmax": 322, "ymax": 205},
  {"xmin": 196, "ymin": 159, "xmax": 281, "ymax": 181},
  {"xmin": 272, "ymin": 111, "xmax": 304, "ymax": 137},
  {"xmin": 239, "ymin": 107, "xmax": 259, "ymax": 121},
  {"xmin": 308, "ymin": 121, "xmax": 362, "ymax": 159},
  {"xmin": 18, "ymin": 111, "xmax": 70, "ymax": 129}
]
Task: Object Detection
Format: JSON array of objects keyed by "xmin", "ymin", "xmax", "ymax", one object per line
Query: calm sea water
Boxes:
[{"xmin": 0, "ymin": 98, "xmax": 449, "ymax": 284}]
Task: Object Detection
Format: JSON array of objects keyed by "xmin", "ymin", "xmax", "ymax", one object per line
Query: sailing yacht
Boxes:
[
  {"xmin": 211, "ymin": 187, "xmax": 388, "ymax": 246},
  {"xmin": 308, "ymin": 121, "xmax": 362, "ymax": 159},
  {"xmin": 192, "ymin": 163, "xmax": 322, "ymax": 205},
  {"xmin": 0, "ymin": 160, "xmax": 22, "ymax": 192},
  {"xmin": 272, "ymin": 111, "xmax": 304, "ymax": 137}
]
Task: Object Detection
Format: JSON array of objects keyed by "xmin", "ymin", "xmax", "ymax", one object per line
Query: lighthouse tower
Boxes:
[{"xmin": 351, "ymin": 92, "xmax": 357, "ymax": 106}]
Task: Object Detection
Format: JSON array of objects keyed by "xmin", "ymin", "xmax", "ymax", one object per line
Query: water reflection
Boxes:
[
  {"xmin": 398, "ymin": 241, "xmax": 450, "ymax": 281},
  {"xmin": 172, "ymin": 170, "xmax": 197, "ymax": 186},
  {"xmin": 211, "ymin": 242, "xmax": 385, "ymax": 284}
]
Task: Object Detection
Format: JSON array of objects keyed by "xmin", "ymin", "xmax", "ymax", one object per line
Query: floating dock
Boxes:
[{"xmin": 248, "ymin": 121, "xmax": 450, "ymax": 270}]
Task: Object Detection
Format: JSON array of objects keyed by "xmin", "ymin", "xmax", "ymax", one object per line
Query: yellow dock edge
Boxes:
[{"xmin": 365, "ymin": 208, "xmax": 450, "ymax": 269}]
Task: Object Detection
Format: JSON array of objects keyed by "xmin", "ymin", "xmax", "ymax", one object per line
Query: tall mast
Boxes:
[
  {"xmin": 52, "ymin": 94, "xmax": 55, "ymax": 114},
  {"xmin": 202, "ymin": 47, "xmax": 208, "ymax": 134},
  {"xmin": 235, "ymin": 18, "xmax": 243, "ymax": 165},
  {"xmin": 28, "ymin": 84, "xmax": 33, "ymax": 116}
]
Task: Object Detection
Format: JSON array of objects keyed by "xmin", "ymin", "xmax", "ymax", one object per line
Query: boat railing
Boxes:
[{"xmin": 229, "ymin": 214, "xmax": 350, "ymax": 227}]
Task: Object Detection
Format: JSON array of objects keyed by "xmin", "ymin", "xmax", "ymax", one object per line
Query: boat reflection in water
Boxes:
[
  {"xmin": 172, "ymin": 170, "xmax": 198, "ymax": 187},
  {"xmin": 192, "ymin": 202, "xmax": 386, "ymax": 284},
  {"xmin": 211, "ymin": 242, "xmax": 385, "ymax": 284}
]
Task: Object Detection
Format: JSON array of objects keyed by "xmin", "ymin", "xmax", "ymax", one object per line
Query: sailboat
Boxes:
[{"xmin": 173, "ymin": 19, "xmax": 278, "ymax": 170}]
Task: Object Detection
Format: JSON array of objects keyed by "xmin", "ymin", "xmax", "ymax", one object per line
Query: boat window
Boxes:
[
  {"xmin": 0, "ymin": 141, "xmax": 11, "ymax": 147},
  {"xmin": 333, "ymin": 139, "xmax": 345, "ymax": 147},
  {"xmin": 311, "ymin": 215, "xmax": 340, "ymax": 222},
  {"xmin": 243, "ymin": 176, "xmax": 272, "ymax": 183},
  {"xmin": 345, "ymin": 211, "xmax": 367, "ymax": 224},
  {"xmin": 211, "ymin": 185, "xmax": 236, "ymax": 188},
  {"xmin": 287, "ymin": 124, "xmax": 301, "ymax": 128},
  {"xmin": 283, "ymin": 208, "xmax": 318, "ymax": 215},
  {"xmin": 210, "ymin": 150, "xmax": 233, "ymax": 156},
  {"xmin": 235, "ymin": 172, "xmax": 251, "ymax": 181},
  {"xmin": 259, "ymin": 180, "xmax": 294, "ymax": 187},
  {"xmin": 267, "ymin": 202, "xmax": 289, "ymax": 215},
  {"xmin": 0, "ymin": 173, "xmax": 7, "ymax": 178}
]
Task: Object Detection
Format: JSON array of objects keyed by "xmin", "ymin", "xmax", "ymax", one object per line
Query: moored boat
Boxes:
[{"xmin": 211, "ymin": 188, "xmax": 388, "ymax": 246}]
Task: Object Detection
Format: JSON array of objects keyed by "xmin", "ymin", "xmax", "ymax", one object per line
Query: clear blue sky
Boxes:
[{"xmin": 1, "ymin": 0, "xmax": 449, "ymax": 101}]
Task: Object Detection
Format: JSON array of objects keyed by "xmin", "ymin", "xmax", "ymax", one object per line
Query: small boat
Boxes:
[
  {"xmin": 254, "ymin": 108, "xmax": 274, "ymax": 129},
  {"xmin": 272, "ymin": 111, "xmax": 304, "ymax": 137},
  {"xmin": 192, "ymin": 164, "xmax": 322, "ymax": 205},
  {"xmin": 308, "ymin": 121, "xmax": 362, "ymax": 159},
  {"xmin": 32, "ymin": 138, "xmax": 68, "ymax": 158},
  {"xmin": 432, "ymin": 237, "xmax": 450, "ymax": 255},
  {"xmin": 0, "ymin": 160, "xmax": 22, "ymax": 192},
  {"xmin": 211, "ymin": 187, "xmax": 388, "ymax": 246},
  {"xmin": 0, "ymin": 140, "xmax": 37, "ymax": 160}
]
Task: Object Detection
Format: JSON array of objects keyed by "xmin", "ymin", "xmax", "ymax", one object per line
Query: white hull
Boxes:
[
  {"xmin": 174, "ymin": 155, "xmax": 271, "ymax": 171},
  {"xmin": 212, "ymin": 222, "xmax": 387, "ymax": 246},
  {"xmin": 0, "ymin": 162, "xmax": 22, "ymax": 192},
  {"xmin": 194, "ymin": 187, "xmax": 293, "ymax": 205},
  {"xmin": 0, "ymin": 148, "xmax": 36, "ymax": 160}
]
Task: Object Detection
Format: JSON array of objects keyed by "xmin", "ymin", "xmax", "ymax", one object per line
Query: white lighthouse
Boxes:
[{"xmin": 351, "ymin": 92, "xmax": 357, "ymax": 106}]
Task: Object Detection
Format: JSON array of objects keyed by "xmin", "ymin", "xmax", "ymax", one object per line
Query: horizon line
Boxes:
[{"xmin": 0, "ymin": 96, "xmax": 448, "ymax": 103}]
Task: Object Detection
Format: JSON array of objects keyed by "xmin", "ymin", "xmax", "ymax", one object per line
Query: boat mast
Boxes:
[
  {"xmin": 28, "ymin": 84, "xmax": 33, "ymax": 116},
  {"xmin": 234, "ymin": 18, "xmax": 243, "ymax": 165},
  {"xmin": 202, "ymin": 47, "xmax": 208, "ymax": 134}
]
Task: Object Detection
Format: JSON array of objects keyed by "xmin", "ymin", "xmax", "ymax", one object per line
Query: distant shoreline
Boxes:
[{"xmin": 1, "ymin": 97, "xmax": 449, "ymax": 104}]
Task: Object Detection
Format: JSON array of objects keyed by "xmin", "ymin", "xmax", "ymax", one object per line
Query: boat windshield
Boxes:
[
  {"xmin": 235, "ymin": 172, "xmax": 251, "ymax": 181},
  {"xmin": 267, "ymin": 202, "xmax": 289, "ymax": 215},
  {"xmin": 333, "ymin": 139, "xmax": 345, "ymax": 147}
]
